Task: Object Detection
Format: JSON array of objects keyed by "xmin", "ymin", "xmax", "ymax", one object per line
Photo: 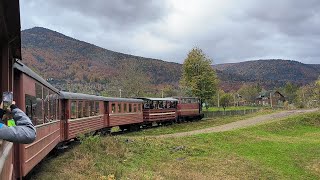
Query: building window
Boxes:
[{"xmin": 138, "ymin": 104, "xmax": 141, "ymax": 112}]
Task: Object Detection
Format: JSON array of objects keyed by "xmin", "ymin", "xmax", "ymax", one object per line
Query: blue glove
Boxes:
[{"xmin": 0, "ymin": 123, "xmax": 5, "ymax": 128}]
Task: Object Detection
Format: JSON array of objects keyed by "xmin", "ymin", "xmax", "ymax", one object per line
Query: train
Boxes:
[
  {"xmin": 0, "ymin": 1, "xmax": 203, "ymax": 178},
  {"xmin": 7, "ymin": 61, "xmax": 204, "ymax": 178}
]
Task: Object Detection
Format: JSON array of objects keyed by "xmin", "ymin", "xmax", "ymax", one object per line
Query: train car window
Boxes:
[
  {"xmin": 35, "ymin": 83, "xmax": 44, "ymax": 125},
  {"xmin": 56, "ymin": 98, "xmax": 59, "ymax": 120},
  {"xmin": 129, "ymin": 104, "xmax": 132, "ymax": 112},
  {"xmin": 111, "ymin": 103, "xmax": 115, "ymax": 113},
  {"xmin": 44, "ymin": 88, "xmax": 50, "ymax": 123},
  {"xmin": 78, "ymin": 101, "xmax": 83, "ymax": 118},
  {"xmin": 138, "ymin": 104, "xmax": 141, "ymax": 112},
  {"xmin": 71, "ymin": 101, "xmax": 77, "ymax": 119},
  {"xmin": 90, "ymin": 101, "xmax": 94, "ymax": 116},
  {"xmin": 49, "ymin": 91, "xmax": 56, "ymax": 121},
  {"xmin": 124, "ymin": 103, "xmax": 127, "ymax": 112},
  {"xmin": 118, "ymin": 103, "xmax": 121, "ymax": 113},
  {"xmin": 133, "ymin": 104, "xmax": 137, "ymax": 112},
  {"xmin": 84, "ymin": 101, "xmax": 89, "ymax": 117},
  {"xmin": 25, "ymin": 94, "xmax": 37, "ymax": 125},
  {"xmin": 95, "ymin": 102, "xmax": 100, "ymax": 115}
]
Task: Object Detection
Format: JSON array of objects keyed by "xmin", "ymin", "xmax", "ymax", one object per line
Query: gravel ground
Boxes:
[{"xmin": 155, "ymin": 109, "xmax": 319, "ymax": 138}]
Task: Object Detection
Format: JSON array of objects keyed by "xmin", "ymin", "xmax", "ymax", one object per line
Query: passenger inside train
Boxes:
[{"xmin": 0, "ymin": 101, "xmax": 36, "ymax": 144}]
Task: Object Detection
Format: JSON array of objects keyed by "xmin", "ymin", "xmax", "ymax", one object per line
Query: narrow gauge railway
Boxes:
[{"xmin": 2, "ymin": 61, "xmax": 204, "ymax": 179}]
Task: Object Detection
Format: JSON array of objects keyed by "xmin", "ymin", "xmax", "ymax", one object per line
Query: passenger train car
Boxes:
[
  {"xmin": 1, "ymin": 60, "xmax": 204, "ymax": 179},
  {"xmin": 0, "ymin": 1, "xmax": 202, "ymax": 178}
]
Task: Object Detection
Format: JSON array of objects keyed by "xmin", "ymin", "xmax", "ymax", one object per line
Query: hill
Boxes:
[
  {"xmin": 21, "ymin": 27, "xmax": 320, "ymax": 94},
  {"xmin": 21, "ymin": 27, "xmax": 182, "ymax": 94},
  {"xmin": 214, "ymin": 60, "xmax": 320, "ymax": 91}
]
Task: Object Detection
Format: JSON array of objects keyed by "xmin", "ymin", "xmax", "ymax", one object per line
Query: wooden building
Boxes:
[{"xmin": 256, "ymin": 90, "xmax": 286, "ymax": 107}]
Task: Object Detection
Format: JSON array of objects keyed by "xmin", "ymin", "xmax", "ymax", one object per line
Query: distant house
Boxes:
[{"xmin": 256, "ymin": 90, "xmax": 286, "ymax": 107}]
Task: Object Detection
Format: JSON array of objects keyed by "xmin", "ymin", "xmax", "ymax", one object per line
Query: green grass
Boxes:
[
  {"xmin": 31, "ymin": 111, "xmax": 320, "ymax": 180},
  {"xmin": 128, "ymin": 109, "xmax": 275, "ymax": 136},
  {"xmin": 205, "ymin": 106, "xmax": 260, "ymax": 112}
]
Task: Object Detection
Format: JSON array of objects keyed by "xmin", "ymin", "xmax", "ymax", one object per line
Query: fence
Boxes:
[{"xmin": 203, "ymin": 109, "xmax": 260, "ymax": 118}]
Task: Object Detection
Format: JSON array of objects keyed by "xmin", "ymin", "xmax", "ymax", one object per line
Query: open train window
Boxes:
[
  {"xmin": 133, "ymin": 104, "xmax": 137, "ymax": 112},
  {"xmin": 90, "ymin": 101, "xmax": 94, "ymax": 116},
  {"xmin": 71, "ymin": 101, "xmax": 77, "ymax": 119},
  {"xmin": 78, "ymin": 101, "xmax": 83, "ymax": 118},
  {"xmin": 118, "ymin": 103, "xmax": 121, "ymax": 113},
  {"xmin": 124, "ymin": 103, "xmax": 127, "ymax": 112},
  {"xmin": 111, "ymin": 103, "xmax": 115, "ymax": 113},
  {"xmin": 95, "ymin": 102, "xmax": 99, "ymax": 115},
  {"xmin": 138, "ymin": 104, "xmax": 141, "ymax": 112},
  {"xmin": 44, "ymin": 88, "xmax": 50, "ymax": 123},
  {"xmin": 25, "ymin": 94, "xmax": 37, "ymax": 125},
  {"xmin": 35, "ymin": 83, "xmax": 44, "ymax": 125},
  {"xmin": 129, "ymin": 104, "xmax": 132, "ymax": 112},
  {"xmin": 49, "ymin": 91, "xmax": 56, "ymax": 121},
  {"xmin": 84, "ymin": 101, "xmax": 89, "ymax": 117}
]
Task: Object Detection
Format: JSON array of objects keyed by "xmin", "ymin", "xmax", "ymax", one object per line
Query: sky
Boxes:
[{"xmin": 20, "ymin": 0, "xmax": 320, "ymax": 64}]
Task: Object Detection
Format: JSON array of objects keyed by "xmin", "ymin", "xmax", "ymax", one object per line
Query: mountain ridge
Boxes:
[{"xmin": 21, "ymin": 27, "xmax": 320, "ymax": 94}]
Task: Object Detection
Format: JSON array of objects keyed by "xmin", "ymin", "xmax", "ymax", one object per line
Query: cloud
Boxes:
[{"xmin": 20, "ymin": 0, "xmax": 320, "ymax": 64}]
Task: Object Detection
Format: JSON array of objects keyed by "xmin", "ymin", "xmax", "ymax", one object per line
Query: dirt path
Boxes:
[{"xmin": 156, "ymin": 109, "xmax": 319, "ymax": 138}]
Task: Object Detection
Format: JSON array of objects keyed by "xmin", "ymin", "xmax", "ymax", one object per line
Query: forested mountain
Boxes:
[
  {"xmin": 21, "ymin": 27, "xmax": 181, "ymax": 94},
  {"xmin": 214, "ymin": 60, "xmax": 320, "ymax": 91},
  {"xmin": 21, "ymin": 27, "xmax": 320, "ymax": 94}
]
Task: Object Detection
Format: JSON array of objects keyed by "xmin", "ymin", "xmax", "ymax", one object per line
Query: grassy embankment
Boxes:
[{"xmin": 31, "ymin": 111, "xmax": 320, "ymax": 180}]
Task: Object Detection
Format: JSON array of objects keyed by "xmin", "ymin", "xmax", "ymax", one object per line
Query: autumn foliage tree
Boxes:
[{"xmin": 181, "ymin": 48, "xmax": 218, "ymax": 105}]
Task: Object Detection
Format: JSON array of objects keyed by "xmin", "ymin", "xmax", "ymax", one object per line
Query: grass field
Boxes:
[
  {"xmin": 31, "ymin": 111, "xmax": 320, "ymax": 180},
  {"xmin": 205, "ymin": 106, "xmax": 260, "ymax": 112},
  {"xmin": 128, "ymin": 109, "xmax": 275, "ymax": 136}
]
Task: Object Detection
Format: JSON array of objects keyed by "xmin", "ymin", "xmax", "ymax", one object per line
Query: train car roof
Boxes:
[
  {"xmin": 13, "ymin": 61, "xmax": 60, "ymax": 93},
  {"xmin": 60, "ymin": 91, "xmax": 143, "ymax": 103},
  {"xmin": 137, "ymin": 97, "xmax": 178, "ymax": 102},
  {"xmin": 172, "ymin": 96, "xmax": 199, "ymax": 99}
]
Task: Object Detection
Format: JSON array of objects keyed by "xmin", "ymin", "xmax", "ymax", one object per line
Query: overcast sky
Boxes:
[{"xmin": 20, "ymin": 0, "xmax": 320, "ymax": 64}]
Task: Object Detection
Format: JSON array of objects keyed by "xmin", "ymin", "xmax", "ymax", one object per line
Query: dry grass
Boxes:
[{"xmin": 31, "ymin": 111, "xmax": 320, "ymax": 180}]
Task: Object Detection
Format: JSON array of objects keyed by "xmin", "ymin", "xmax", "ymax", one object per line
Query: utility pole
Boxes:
[
  {"xmin": 119, "ymin": 89, "xmax": 122, "ymax": 98},
  {"xmin": 270, "ymin": 92, "xmax": 273, "ymax": 108},
  {"xmin": 161, "ymin": 89, "xmax": 164, "ymax": 98}
]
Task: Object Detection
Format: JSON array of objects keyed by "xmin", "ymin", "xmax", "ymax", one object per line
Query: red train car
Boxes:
[
  {"xmin": 59, "ymin": 92, "xmax": 106, "ymax": 140},
  {"xmin": 138, "ymin": 98, "xmax": 178, "ymax": 123},
  {"xmin": 175, "ymin": 97, "xmax": 203, "ymax": 121},
  {"xmin": 107, "ymin": 98, "xmax": 143, "ymax": 131},
  {"xmin": 13, "ymin": 61, "xmax": 61, "ymax": 178},
  {"xmin": 60, "ymin": 92, "xmax": 144, "ymax": 137}
]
